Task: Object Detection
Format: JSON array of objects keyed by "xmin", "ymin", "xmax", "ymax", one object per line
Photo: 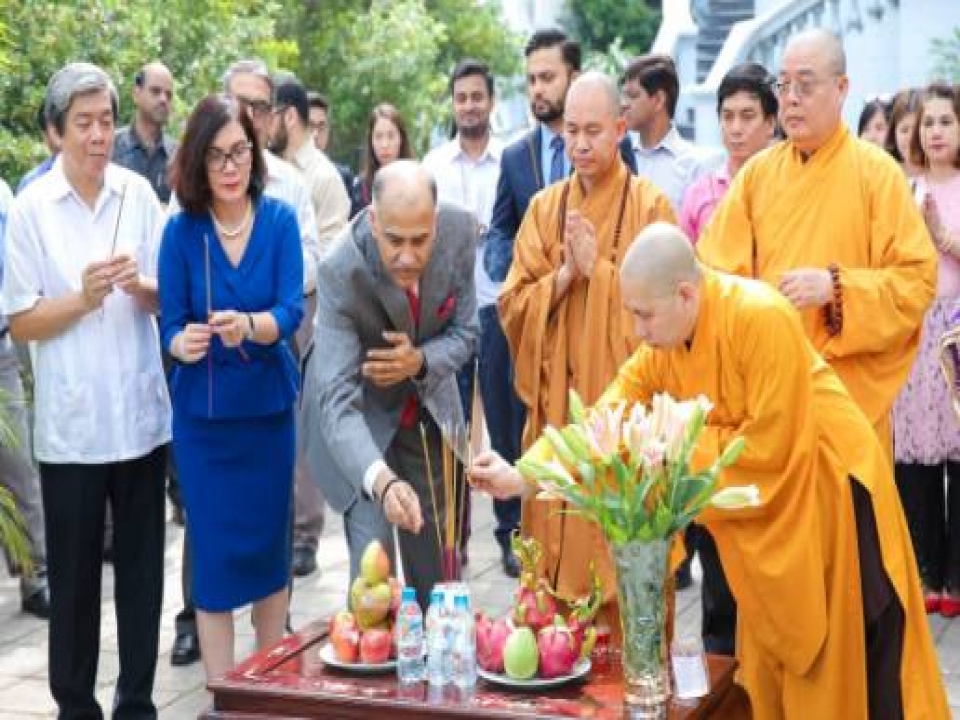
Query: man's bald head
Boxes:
[
  {"xmin": 372, "ymin": 160, "xmax": 438, "ymax": 214},
  {"xmin": 563, "ymin": 71, "xmax": 627, "ymax": 187},
  {"xmin": 778, "ymin": 29, "xmax": 849, "ymax": 154},
  {"xmin": 133, "ymin": 61, "xmax": 173, "ymax": 126},
  {"xmin": 784, "ymin": 29, "xmax": 845, "ymax": 76},
  {"xmin": 567, "ymin": 71, "xmax": 621, "ymax": 119},
  {"xmin": 620, "ymin": 223, "xmax": 702, "ymax": 348},
  {"xmin": 621, "ymin": 222, "xmax": 701, "ymax": 298},
  {"xmin": 369, "ymin": 161, "xmax": 439, "ymax": 291}
]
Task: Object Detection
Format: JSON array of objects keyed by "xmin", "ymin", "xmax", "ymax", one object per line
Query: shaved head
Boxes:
[
  {"xmin": 567, "ymin": 71, "xmax": 621, "ymax": 119},
  {"xmin": 621, "ymin": 222, "xmax": 701, "ymax": 298},
  {"xmin": 563, "ymin": 71, "xmax": 627, "ymax": 187},
  {"xmin": 784, "ymin": 29, "xmax": 846, "ymax": 76},
  {"xmin": 372, "ymin": 159, "xmax": 437, "ymax": 214}
]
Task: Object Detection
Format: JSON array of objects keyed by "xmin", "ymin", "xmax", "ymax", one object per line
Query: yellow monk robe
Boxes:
[
  {"xmin": 498, "ymin": 158, "xmax": 674, "ymax": 608},
  {"xmin": 697, "ymin": 124, "xmax": 937, "ymax": 457},
  {"xmin": 600, "ymin": 269, "xmax": 948, "ymax": 719}
]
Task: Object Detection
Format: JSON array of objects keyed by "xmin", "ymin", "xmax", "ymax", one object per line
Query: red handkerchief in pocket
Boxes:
[{"xmin": 437, "ymin": 293, "xmax": 456, "ymax": 320}]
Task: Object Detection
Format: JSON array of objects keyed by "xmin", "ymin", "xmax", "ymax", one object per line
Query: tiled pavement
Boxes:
[{"xmin": 1, "ymin": 496, "xmax": 958, "ymax": 718}]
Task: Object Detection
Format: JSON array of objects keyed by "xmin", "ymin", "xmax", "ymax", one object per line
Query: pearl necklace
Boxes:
[{"xmin": 211, "ymin": 200, "xmax": 253, "ymax": 239}]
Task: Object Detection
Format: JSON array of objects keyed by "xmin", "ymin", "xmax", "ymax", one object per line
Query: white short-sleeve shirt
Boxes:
[{"xmin": 3, "ymin": 159, "xmax": 171, "ymax": 463}]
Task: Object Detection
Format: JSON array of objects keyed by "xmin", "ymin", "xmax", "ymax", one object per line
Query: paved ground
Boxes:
[{"xmin": 1, "ymin": 496, "xmax": 958, "ymax": 718}]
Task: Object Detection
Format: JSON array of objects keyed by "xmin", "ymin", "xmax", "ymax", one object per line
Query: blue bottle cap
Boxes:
[
  {"xmin": 430, "ymin": 588, "xmax": 444, "ymax": 603},
  {"xmin": 454, "ymin": 592, "xmax": 469, "ymax": 609},
  {"xmin": 402, "ymin": 586, "xmax": 417, "ymax": 602}
]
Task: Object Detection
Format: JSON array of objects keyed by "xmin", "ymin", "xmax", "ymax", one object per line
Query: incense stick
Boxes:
[
  {"xmin": 420, "ymin": 423, "xmax": 444, "ymax": 574},
  {"xmin": 204, "ymin": 234, "xmax": 213, "ymax": 416},
  {"xmin": 108, "ymin": 183, "xmax": 127, "ymax": 258}
]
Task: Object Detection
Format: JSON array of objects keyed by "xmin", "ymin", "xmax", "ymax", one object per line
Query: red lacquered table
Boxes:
[{"xmin": 201, "ymin": 620, "xmax": 749, "ymax": 719}]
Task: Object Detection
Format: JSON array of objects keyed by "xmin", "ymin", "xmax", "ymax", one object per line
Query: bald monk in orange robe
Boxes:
[
  {"xmin": 697, "ymin": 30, "xmax": 937, "ymax": 459},
  {"xmin": 498, "ymin": 72, "xmax": 674, "ymax": 615},
  {"xmin": 475, "ymin": 222, "xmax": 949, "ymax": 719}
]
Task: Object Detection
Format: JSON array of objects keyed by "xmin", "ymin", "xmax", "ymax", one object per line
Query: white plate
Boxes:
[
  {"xmin": 318, "ymin": 641, "xmax": 397, "ymax": 673},
  {"xmin": 477, "ymin": 657, "xmax": 591, "ymax": 690}
]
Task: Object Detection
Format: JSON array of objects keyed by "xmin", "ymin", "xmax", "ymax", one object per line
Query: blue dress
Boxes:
[{"xmin": 158, "ymin": 197, "xmax": 304, "ymax": 611}]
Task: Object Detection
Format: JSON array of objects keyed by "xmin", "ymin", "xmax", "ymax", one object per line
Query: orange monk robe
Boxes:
[
  {"xmin": 697, "ymin": 124, "xmax": 937, "ymax": 458},
  {"xmin": 601, "ymin": 269, "xmax": 948, "ymax": 719},
  {"xmin": 498, "ymin": 158, "xmax": 674, "ymax": 607}
]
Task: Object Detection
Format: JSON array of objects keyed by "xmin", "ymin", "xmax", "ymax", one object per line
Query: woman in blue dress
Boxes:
[{"xmin": 159, "ymin": 94, "xmax": 303, "ymax": 680}]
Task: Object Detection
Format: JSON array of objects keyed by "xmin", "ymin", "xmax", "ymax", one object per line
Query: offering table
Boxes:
[{"xmin": 201, "ymin": 620, "xmax": 748, "ymax": 719}]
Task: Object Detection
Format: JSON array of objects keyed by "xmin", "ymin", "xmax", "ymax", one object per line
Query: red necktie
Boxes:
[{"xmin": 399, "ymin": 289, "xmax": 420, "ymax": 428}]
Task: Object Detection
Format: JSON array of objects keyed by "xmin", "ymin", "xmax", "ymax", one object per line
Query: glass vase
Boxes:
[{"xmin": 611, "ymin": 538, "xmax": 670, "ymax": 717}]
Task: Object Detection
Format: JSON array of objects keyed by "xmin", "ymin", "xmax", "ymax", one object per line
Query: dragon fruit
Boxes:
[
  {"xmin": 537, "ymin": 620, "xmax": 582, "ymax": 678},
  {"xmin": 476, "ymin": 612, "xmax": 513, "ymax": 673},
  {"xmin": 565, "ymin": 561, "xmax": 602, "ymax": 648},
  {"xmin": 511, "ymin": 534, "xmax": 558, "ymax": 633}
]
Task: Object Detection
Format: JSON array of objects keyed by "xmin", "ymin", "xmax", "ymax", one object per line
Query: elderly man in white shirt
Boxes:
[
  {"xmin": 3, "ymin": 63, "xmax": 170, "ymax": 719},
  {"xmin": 422, "ymin": 59, "xmax": 522, "ymax": 578}
]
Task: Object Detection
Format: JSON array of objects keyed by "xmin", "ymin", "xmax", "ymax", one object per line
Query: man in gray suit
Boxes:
[{"xmin": 303, "ymin": 161, "xmax": 478, "ymax": 608}]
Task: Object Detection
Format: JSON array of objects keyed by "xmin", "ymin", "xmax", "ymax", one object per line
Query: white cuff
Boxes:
[{"xmin": 363, "ymin": 459, "xmax": 389, "ymax": 499}]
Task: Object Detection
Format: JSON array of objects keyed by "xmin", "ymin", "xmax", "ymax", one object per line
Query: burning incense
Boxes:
[
  {"xmin": 420, "ymin": 423, "xmax": 444, "ymax": 571},
  {"xmin": 108, "ymin": 183, "xmax": 127, "ymax": 258}
]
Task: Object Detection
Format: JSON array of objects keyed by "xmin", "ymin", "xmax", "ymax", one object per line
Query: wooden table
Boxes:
[{"xmin": 202, "ymin": 620, "xmax": 748, "ymax": 719}]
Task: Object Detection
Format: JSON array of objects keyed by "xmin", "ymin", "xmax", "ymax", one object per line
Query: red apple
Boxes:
[
  {"xmin": 330, "ymin": 611, "xmax": 360, "ymax": 663},
  {"xmin": 360, "ymin": 628, "xmax": 393, "ymax": 664}
]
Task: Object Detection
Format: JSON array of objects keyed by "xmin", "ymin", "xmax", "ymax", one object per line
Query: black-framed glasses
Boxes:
[
  {"xmin": 233, "ymin": 95, "xmax": 272, "ymax": 119},
  {"xmin": 205, "ymin": 142, "xmax": 253, "ymax": 172}
]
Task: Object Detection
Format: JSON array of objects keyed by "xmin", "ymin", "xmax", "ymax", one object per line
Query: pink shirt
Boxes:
[
  {"xmin": 916, "ymin": 174, "xmax": 960, "ymax": 298},
  {"xmin": 679, "ymin": 164, "xmax": 731, "ymax": 243}
]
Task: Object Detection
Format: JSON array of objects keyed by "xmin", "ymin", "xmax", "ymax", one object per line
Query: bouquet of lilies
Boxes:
[{"xmin": 517, "ymin": 391, "xmax": 758, "ymax": 545}]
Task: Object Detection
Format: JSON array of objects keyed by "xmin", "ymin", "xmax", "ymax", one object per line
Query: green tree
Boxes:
[
  {"xmin": 0, "ymin": 0, "xmax": 290, "ymax": 184},
  {"xmin": 562, "ymin": 0, "xmax": 660, "ymax": 58},
  {"xmin": 932, "ymin": 27, "xmax": 960, "ymax": 81},
  {"xmin": 277, "ymin": 0, "xmax": 520, "ymax": 166}
]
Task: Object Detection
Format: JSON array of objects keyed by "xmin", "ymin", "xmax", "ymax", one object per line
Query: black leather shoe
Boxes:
[
  {"xmin": 291, "ymin": 545, "xmax": 318, "ymax": 578},
  {"xmin": 21, "ymin": 587, "xmax": 50, "ymax": 620},
  {"xmin": 170, "ymin": 631, "xmax": 201, "ymax": 666},
  {"xmin": 501, "ymin": 546, "xmax": 520, "ymax": 579}
]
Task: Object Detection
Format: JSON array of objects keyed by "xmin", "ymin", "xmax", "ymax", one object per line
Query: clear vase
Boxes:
[{"xmin": 611, "ymin": 538, "xmax": 670, "ymax": 717}]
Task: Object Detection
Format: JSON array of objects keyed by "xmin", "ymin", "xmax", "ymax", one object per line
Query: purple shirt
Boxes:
[{"xmin": 679, "ymin": 164, "xmax": 731, "ymax": 243}]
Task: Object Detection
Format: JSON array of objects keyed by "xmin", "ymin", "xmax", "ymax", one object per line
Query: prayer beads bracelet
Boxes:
[{"xmin": 824, "ymin": 263, "xmax": 843, "ymax": 336}]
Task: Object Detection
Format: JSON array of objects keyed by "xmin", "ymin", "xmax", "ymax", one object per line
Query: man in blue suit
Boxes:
[{"xmin": 482, "ymin": 29, "xmax": 635, "ymax": 574}]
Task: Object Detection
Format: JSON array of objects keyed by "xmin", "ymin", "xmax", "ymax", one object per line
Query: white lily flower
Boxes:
[{"xmin": 710, "ymin": 485, "xmax": 761, "ymax": 510}]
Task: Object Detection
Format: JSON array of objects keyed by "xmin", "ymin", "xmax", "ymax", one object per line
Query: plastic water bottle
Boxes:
[
  {"xmin": 426, "ymin": 587, "xmax": 449, "ymax": 686},
  {"xmin": 451, "ymin": 591, "xmax": 476, "ymax": 689},
  {"xmin": 396, "ymin": 586, "xmax": 425, "ymax": 684}
]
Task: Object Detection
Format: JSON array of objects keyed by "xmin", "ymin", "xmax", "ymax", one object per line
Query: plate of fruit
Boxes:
[
  {"xmin": 475, "ymin": 535, "xmax": 599, "ymax": 690},
  {"xmin": 321, "ymin": 541, "xmax": 401, "ymax": 673}
]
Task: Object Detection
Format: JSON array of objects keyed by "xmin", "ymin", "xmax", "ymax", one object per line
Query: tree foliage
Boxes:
[
  {"xmin": 277, "ymin": 0, "xmax": 521, "ymax": 166},
  {"xmin": 932, "ymin": 27, "xmax": 960, "ymax": 82},
  {"xmin": 0, "ymin": 1, "xmax": 521, "ymax": 182},
  {"xmin": 0, "ymin": 0, "xmax": 291, "ymax": 184},
  {"xmin": 562, "ymin": 0, "xmax": 660, "ymax": 59}
]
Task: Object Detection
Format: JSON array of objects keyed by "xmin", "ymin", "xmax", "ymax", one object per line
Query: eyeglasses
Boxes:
[
  {"xmin": 205, "ymin": 141, "xmax": 253, "ymax": 172},
  {"xmin": 774, "ymin": 76, "xmax": 837, "ymax": 100},
  {"xmin": 232, "ymin": 95, "xmax": 272, "ymax": 119}
]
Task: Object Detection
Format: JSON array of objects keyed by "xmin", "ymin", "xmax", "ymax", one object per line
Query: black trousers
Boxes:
[
  {"xmin": 852, "ymin": 479, "xmax": 905, "ymax": 720},
  {"xmin": 690, "ymin": 524, "xmax": 737, "ymax": 656},
  {"xmin": 40, "ymin": 447, "xmax": 166, "ymax": 720},
  {"xmin": 894, "ymin": 460, "xmax": 960, "ymax": 592}
]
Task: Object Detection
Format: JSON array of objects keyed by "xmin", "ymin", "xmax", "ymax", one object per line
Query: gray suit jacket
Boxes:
[{"xmin": 302, "ymin": 203, "xmax": 479, "ymax": 513}]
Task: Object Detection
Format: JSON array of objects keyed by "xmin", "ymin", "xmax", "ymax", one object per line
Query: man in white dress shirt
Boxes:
[
  {"xmin": 3, "ymin": 62, "xmax": 171, "ymax": 719},
  {"xmin": 620, "ymin": 53, "xmax": 718, "ymax": 214},
  {"xmin": 422, "ymin": 59, "xmax": 521, "ymax": 577}
]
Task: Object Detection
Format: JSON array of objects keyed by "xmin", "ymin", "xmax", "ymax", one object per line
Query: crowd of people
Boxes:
[{"xmin": 0, "ymin": 21, "xmax": 957, "ymax": 720}]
